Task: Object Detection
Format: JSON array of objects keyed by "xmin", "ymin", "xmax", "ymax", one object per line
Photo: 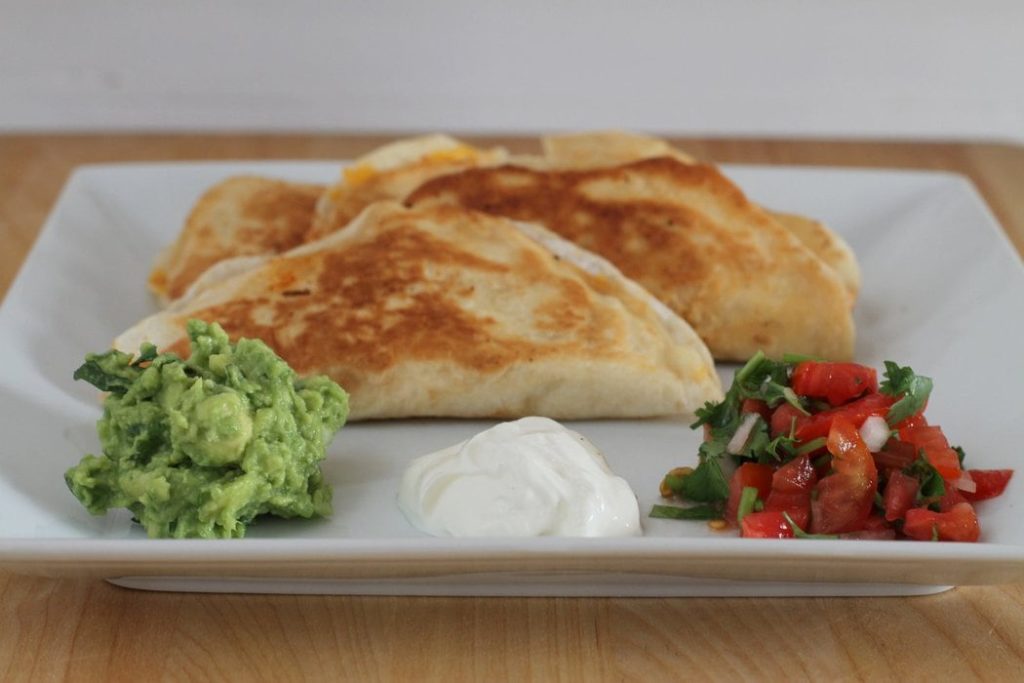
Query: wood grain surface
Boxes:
[{"xmin": 1, "ymin": 135, "xmax": 1023, "ymax": 682}]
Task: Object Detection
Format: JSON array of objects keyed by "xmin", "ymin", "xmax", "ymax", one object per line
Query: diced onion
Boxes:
[
  {"xmin": 954, "ymin": 472, "xmax": 977, "ymax": 493},
  {"xmin": 859, "ymin": 415, "xmax": 891, "ymax": 453},
  {"xmin": 727, "ymin": 413, "xmax": 760, "ymax": 455}
]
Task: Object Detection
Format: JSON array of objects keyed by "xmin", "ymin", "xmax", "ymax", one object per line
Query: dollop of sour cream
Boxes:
[{"xmin": 397, "ymin": 417, "xmax": 641, "ymax": 537}]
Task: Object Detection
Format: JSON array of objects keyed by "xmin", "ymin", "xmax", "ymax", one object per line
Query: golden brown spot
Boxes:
[
  {"xmin": 406, "ymin": 160, "xmax": 774, "ymax": 331},
  {"xmin": 170, "ymin": 213, "xmax": 619, "ymax": 379},
  {"xmin": 161, "ymin": 178, "xmax": 322, "ymax": 300}
]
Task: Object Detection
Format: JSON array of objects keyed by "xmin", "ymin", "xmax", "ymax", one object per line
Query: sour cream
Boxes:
[{"xmin": 397, "ymin": 417, "xmax": 642, "ymax": 537}]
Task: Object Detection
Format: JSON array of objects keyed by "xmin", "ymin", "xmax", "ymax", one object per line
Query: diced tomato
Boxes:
[
  {"xmin": 772, "ymin": 454, "xmax": 817, "ymax": 493},
  {"xmin": 903, "ymin": 503, "xmax": 980, "ymax": 542},
  {"xmin": 725, "ymin": 463, "xmax": 774, "ymax": 525},
  {"xmin": 873, "ymin": 438, "xmax": 918, "ymax": 470},
  {"xmin": 883, "ymin": 469, "xmax": 919, "ymax": 521},
  {"xmin": 862, "ymin": 514, "xmax": 890, "ymax": 532},
  {"xmin": 741, "ymin": 398, "xmax": 771, "ymax": 421},
  {"xmin": 763, "ymin": 455, "xmax": 816, "ymax": 530},
  {"xmin": 962, "ymin": 470, "xmax": 1014, "ymax": 502},
  {"xmin": 795, "ymin": 393, "xmax": 895, "ymax": 444},
  {"xmin": 764, "ymin": 490, "xmax": 811, "ymax": 530},
  {"xmin": 937, "ymin": 485, "xmax": 968, "ymax": 512},
  {"xmin": 740, "ymin": 511, "xmax": 795, "ymax": 538},
  {"xmin": 770, "ymin": 403, "xmax": 809, "ymax": 439},
  {"xmin": 791, "ymin": 361, "xmax": 878, "ymax": 407},
  {"xmin": 810, "ymin": 418, "xmax": 878, "ymax": 534},
  {"xmin": 900, "ymin": 425, "xmax": 961, "ymax": 481},
  {"xmin": 895, "ymin": 413, "xmax": 928, "ymax": 431}
]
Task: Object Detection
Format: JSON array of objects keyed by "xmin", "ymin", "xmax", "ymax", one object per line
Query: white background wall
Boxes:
[{"xmin": 2, "ymin": 1, "xmax": 1022, "ymax": 141}]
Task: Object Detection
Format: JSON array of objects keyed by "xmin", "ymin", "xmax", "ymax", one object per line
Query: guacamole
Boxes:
[{"xmin": 65, "ymin": 320, "xmax": 349, "ymax": 538}]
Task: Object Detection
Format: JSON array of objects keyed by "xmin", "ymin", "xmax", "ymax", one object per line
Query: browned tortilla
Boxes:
[
  {"xmin": 148, "ymin": 176, "xmax": 323, "ymax": 303},
  {"xmin": 406, "ymin": 158, "xmax": 855, "ymax": 361},
  {"xmin": 118, "ymin": 202, "xmax": 721, "ymax": 420}
]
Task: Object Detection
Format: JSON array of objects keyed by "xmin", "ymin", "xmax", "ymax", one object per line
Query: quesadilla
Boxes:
[
  {"xmin": 148, "ymin": 176, "xmax": 323, "ymax": 304},
  {"xmin": 118, "ymin": 201, "xmax": 722, "ymax": 420},
  {"xmin": 406, "ymin": 158, "xmax": 855, "ymax": 362},
  {"xmin": 768, "ymin": 211, "xmax": 860, "ymax": 303},
  {"xmin": 306, "ymin": 134, "xmax": 508, "ymax": 242},
  {"xmin": 536, "ymin": 131, "xmax": 861, "ymax": 303}
]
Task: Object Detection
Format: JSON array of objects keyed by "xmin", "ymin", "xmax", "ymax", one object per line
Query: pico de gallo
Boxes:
[{"xmin": 652, "ymin": 352, "xmax": 1013, "ymax": 541}]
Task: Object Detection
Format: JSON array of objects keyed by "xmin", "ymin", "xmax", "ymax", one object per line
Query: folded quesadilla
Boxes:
[
  {"xmin": 536, "ymin": 131, "xmax": 861, "ymax": 303},
  {"xmin": 118, "ymin": 202, "xmax": 721, "ymax": 420},
  {"xmin": 306, "ymin": 134, "xmax": 508, "ymax": 242},
  {"xmin": 148, "ymin": 135, "xmax": 506, "ymax": 305},
  {"xmin": 148, "ymin": 176, "xmax": 323, "ymax": 304},
  {"xmin": 406, "ymin": 158, "xmax": 855, "ymax": 361},
  {"xmin": 767, "ymin": 211, "xmax": 860, "ymax": 304}
]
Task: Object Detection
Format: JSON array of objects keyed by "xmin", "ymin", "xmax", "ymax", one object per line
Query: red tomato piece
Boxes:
[
  {"xmin": 873, "ymin": 438, "xmax": 918, "ymax": 471},
  {"xmin": 740, "ymin": 511, "xmax": 795, "ymax": 539},
  {"xmin": 903, "ymin": 503, "xmax": 980, "ymax": 542},
  {"xmin": 810, "ymin": 418, "xmax": 878, "ymax": 534},
  {"xmin": 741, "ymin": 398, "xmax": 772, "ymax": 421},
  {"xmin": 862, "ymin": 514, "xmax": 890, "ymax": 531},
  {"xmin": 763, "ymin": 455, "xmax": 816, "ymax": 530},
  {"xmin": 899, "ymin": 425, "xmax": 961, "ymax": 481},
  {"xmin": 772, "ymin": 454, "xmax": 817, "ymax": 493},
  {"xmin": 725, "ymin": 463, "xmax": 774, "ymax": 525},
  {"xmin": 883, "ymin": 469, "xmax": 919, "ymax": 521},
  {"xmin": 895, "ymin": 413, "xmax": 928, "ymax": 431},
  {"xmin": 764, "ymin": 490, "xmax": 811, "ymax": 530},
  {"xmin": 795, "ymin": 393, "xmax": 895, "ymax": 444},
  {"xmin": 962, "ymin": 470, "xmax": 1014, "ymax": 502},
  {"xmin": 938, "ymin": 485, "xmax": 968, "ymax": 512},
  {"xmin": 791, "ymin": 361, "xmax": 879, "ymax": 407},
  {"xmin": 770, "ymin": 403, "xmax": 809, "ymax": 439}
]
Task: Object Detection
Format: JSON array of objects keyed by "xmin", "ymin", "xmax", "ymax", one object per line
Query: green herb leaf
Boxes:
[
  {"xmin": 680, "ymin": 456, "xmax": 730, "ymax": 502},
  {"xmin": 782, "ymin": 352, "xmax": 824, "ymax": 364},
  {"xmin": 73, "ymin": 352, "xmax": 139, "ymax": 394},
  {"xmin": 906, "ymin": 453, "xmax": 945, "ymax": 502},
  {"xmin": 649, "ymin": 503, "xmax": 723, "ymax": 521},
  {"xmin": 795, "ymin": 436, "xmax": 827, "ymax": 456},
  {"xmin": 761, "ymin": 383, "xmax": 810, "ymax": 414},
  {"xmin": 879, "ymin": 361, "xmax": 934, "ymax": 426},
  {"xmin": 953, "ymin": 445, "xmax": 966, "ymax": 466},
  {"xmin": 663, "ymin": 473, "xmax": 688, "ymax": 494},
  {"xmin": 737, "ymin": 486, "xmax": 759, "ymax": 523}
]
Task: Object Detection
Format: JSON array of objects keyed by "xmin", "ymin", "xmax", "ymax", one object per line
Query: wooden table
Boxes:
[{"xmin": 2, "ymin": 135, "xmax": 1023, "ymax": 681}]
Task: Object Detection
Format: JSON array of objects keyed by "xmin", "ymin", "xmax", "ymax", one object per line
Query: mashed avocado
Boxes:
[{"xmin": 65, "ymin": 320, "xmax": 349, "ymax": 538}]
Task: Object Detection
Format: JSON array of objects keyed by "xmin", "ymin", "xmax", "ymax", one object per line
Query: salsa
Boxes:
[{"xmin": 653, "ymin": 352, "xmax": 1013, "ymax": 541}]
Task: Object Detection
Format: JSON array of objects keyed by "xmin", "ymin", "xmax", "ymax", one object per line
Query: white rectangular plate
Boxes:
[{"xmin": 2, "ymin": 161, "xmax": 1022, "ymax": 596}]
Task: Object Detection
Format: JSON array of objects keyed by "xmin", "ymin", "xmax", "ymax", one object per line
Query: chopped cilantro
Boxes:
[
  {"xmin": 795, "ymin": 437, "xmax": 827, "ymax": 456},
  {"xmin": 73, "ymin": 350, "xmax": 143, "ymax": 394},
  {"xmin": 879, "ymin": 361, "xmax": 933, "ymax": 426},
  {"xmin": 906, "ymin": 454, "xmax": 945, "ymax": 503},
  {"xmin": 680, "ymin": 456, "xmax": 730, "ymax": 502},
  {"xmin": 782, "ymin": 352, "xmax": 824, "ymax": 364},
  {"xmin": 737, "ymin": 486, "xmax": 759, "ymax": 523}
]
